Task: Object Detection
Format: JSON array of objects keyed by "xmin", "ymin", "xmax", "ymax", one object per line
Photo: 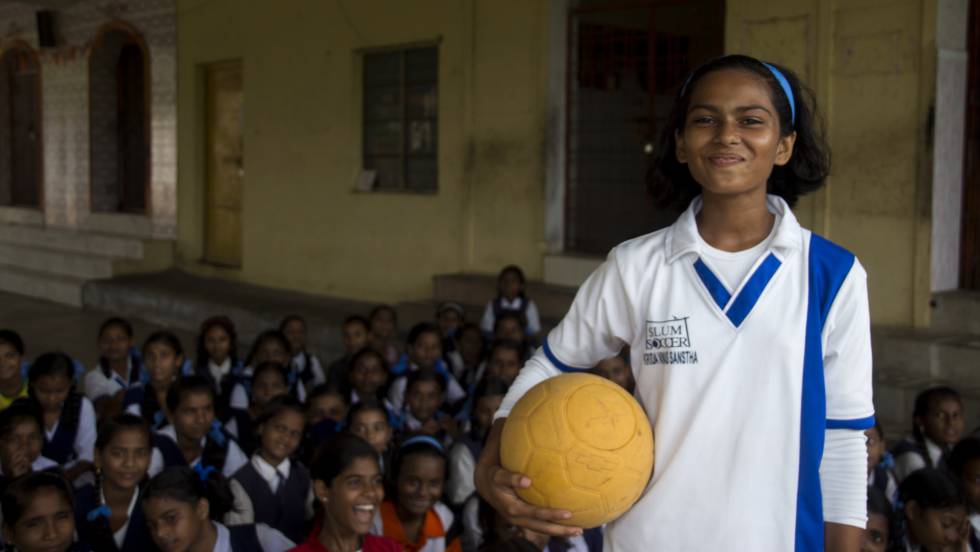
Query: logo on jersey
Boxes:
[{"xmin": 644, "ymin": 317, "xmax": 698, "ymax": 365}]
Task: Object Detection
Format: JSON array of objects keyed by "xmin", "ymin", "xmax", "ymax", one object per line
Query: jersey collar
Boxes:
[{"xmin": 666, "ymin": 194, "xmax": 804, "ymax": 264}]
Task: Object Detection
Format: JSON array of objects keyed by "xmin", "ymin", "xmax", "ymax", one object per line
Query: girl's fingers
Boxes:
[
  {"xmin": 491, "ymin": 466, "xmax": 531, "ymax": 489},
  {"xmin": 488, "ymin": 467, "xmax": 574, "ymax": 523},
  {"xmin": 506, "ymin": 515, "xmax": 583, "ymax": 538}
]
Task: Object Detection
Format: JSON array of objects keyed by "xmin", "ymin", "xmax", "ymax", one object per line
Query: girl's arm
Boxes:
[{"xmin": 824, "ymin": 523, "xmax": 861, "ymax": 551}]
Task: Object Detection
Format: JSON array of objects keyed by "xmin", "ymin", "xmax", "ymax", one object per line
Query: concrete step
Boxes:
[
  {"xmin": 0, "ymin": 264, "xmax": 85, "ymax": 307},
  {"xmin": 931, "ymin": 290, "xmax": 980, "ymax": 334},
  {"xmin": 433, "ymin": 273, "xmax": 577, "ymax": 322},
  {"xmin": 0, "ymin": 242, "xmax": 115, "ymax": 280},
  {"xmin": 0, "ymin": 222, "xmax": 144, "ymax": 259}
]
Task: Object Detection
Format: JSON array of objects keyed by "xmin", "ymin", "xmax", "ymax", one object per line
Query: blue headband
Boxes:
[
  {"xmin": 400, "ymin": 435, "xmax": 444, "ymax": 453},
  {"xmin": 680, "ymin": 61, "xmax": 796, "ymax": 126}
]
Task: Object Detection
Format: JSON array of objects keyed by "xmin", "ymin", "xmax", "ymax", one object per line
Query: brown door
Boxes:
[
  {"xmin": 116, "ymin": 42, "xmax": 147, "ymax": 213},
  {"xmin": 205, "ymin": 60, "xmax": 244, "ymax": 267},
  {"xmin": 962, "ymin": 0, "xmax": 980, "ymax": 288},
  {"xmin": 3, "ymin": 47, "xmax": 40, "ymax": 208}
]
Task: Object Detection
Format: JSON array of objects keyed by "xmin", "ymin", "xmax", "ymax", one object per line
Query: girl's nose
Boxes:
[{"xmin": 714, "ymin": 120, "xmax": 740, "ymax": 144}]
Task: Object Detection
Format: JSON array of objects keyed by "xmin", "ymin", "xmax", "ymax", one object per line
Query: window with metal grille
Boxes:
[{"xmin": 362, "ymin": 45, "xmax": 438, "ymax": 193}]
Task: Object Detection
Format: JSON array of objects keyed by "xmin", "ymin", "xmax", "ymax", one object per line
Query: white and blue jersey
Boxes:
[{"xmin": 497, "ymin": 195, "xmax": 874, "ymax": 551}]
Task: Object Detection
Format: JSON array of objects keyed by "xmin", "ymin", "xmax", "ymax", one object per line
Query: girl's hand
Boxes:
[{"xmin": 475, "ymin": 418, "xmax": 583, "ymax": 537}]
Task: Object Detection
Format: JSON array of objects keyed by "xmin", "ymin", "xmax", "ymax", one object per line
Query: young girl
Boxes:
[
  {"xmin": 436, "ymin": 303, "xmax": 465, "ymax": 355},
  {"xmin": 892, "ymin": 386, "xmax": 964, "ymax": 482},
  {"xmin": 288, "ymin": 433, "xmax": 400, "ymax": 552},
  {"xmin": 224, "ymin": 362, "xmax": 290, "ymax": 456},
  {"xmin": 124, "ymin": 332, "xmax": 184, "ymax": 429},
  {"xmin": 867, "ymin": 421, "xmax": 899, "ymax": 505},
  {"xmin": 232, "ymin": 395, "xmax": 311, "ymax": 544},
  {"xmin": 347, "ymin": 400, "xmax": 394, "ymax": 470},
  {"xmin": 479, "ymin": 266, "xmax": 541, "ymax": 340},
  {"xmin": 477, "ymin": 55, "xmax": 871, "ymax": 551},
  {"xmin": 193, "ymin": 316, "xmax": 245, "ymax": 421},
  {"xmin": 84, "ymin": 318, "xmax": 144, "ymax": 418},
  {"xmin": 895, "ymin": 468, "xmax": 968, "ymax": 551},
  {"xmin": 0, "ymin": 330, "xmax": 28, "ymax": 410},
  {"xmin": 369, "ymin": 305, "xmax": 400, "ymax": 367},
  {"xmin": 281, "ymin": 314, "xmax": 327, "ymax": 393},
  {"xmin": 373, "ymin": 436, "xmax": 460, "ymax": 552},
  {"xmin": 492, "ymin": 313, "xmax": 530, "ymax": 360},
  {"xmin": 0, "ymin": 399, "xmax": 58, "ymax": 484},
  {"xmin": 863, "ymin": 486, "xmax": 894, "ymax": 552},
  {"xmin": 347, "ymin": 349, "xmax": 390, "ymax": 406},
  {"xmin": 303, "ymin": 385, "xmax": 351, "ymax": 464},
  {"xmin": 447, "ymin": 378, "xmax": 508, "ymax": 508},
  {"xmin": 29, "ymin": 352, "xmax": 96, "ymax": 484},
  {"xmin": 401, "ymin": 371, "xmax": 459, "ymax": 447},
  {"xmin": 230, "ymin": 330, "xmax": 300, "ymax": 410},
  {"xmin": 74, "ymin": 414, "xmax": 152, "ymax": 552},
  {"xmin": 388, "ymin": 324, "xmax": 465, "ymax": 413},
  {"xmin": 1, "ymin": 471, "xmax": 82, "ymax": 552},
  {"xmin": 141, "ymin": 466, "xmax": 293, "ymax": 552},
  {"xmin": 445, "ymin": 324, "xmax": 485, "ymax": 388},
  {"xmin": 948, "ymin": 437, "xmax": 980, "ymax": 550}
]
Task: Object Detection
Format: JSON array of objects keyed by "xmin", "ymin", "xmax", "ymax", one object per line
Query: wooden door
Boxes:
[
  {"xmin": 116, "ymin": 42, "xmax": 147, "ymax": 213},
  {"xmin": 205, "ymin": 60, "xmax": 244, "ymax": 267},
  {"xmin": 961, "ymin": 0, "xmax": 980, "ymax": 288},
  {"xmin": 5, "ymin": 48, "xmax": 40, "ymax": 208}
]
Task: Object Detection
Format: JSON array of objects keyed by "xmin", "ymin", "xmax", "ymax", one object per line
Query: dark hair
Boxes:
[
  {"xmin": 0, "ymin": 330, "xmax": 24, "ymax": 356},
  {"xmin": 949, "ymin": 437, "xmax": 980, "ymax": 478},
  {"xmin": 345, "ymin": 399, "xmax": 390, "ymax": 428},
  {"xmin": 2, "ymin": 471, "xmax": 74, "ymax": 528},
  {"xmin": 310, "ymin": 433, "xmax": 379, "ymax": 486},
  {"xmin": 96, "ymin": 413, "xmax": 151, "ymax": 451},
  {"xmin": 98, "ymin": 317, "xmax": 133, "ymax": 339},
  {"xmin": 256, "ymin": 394, "xmax": 305, "ymax": 428},
  {"xmin": 648, "ymin": 54, "xmax": 830, "ymax": 209},
  {"xmin": 488, "ymin": 339, "xmax": 524, "ymax": 361},
  {"xmin": 389, "ymin": 435, "xmax": 446, "ymax": 499},
  {"xmin": 143, "ymin": 466, "xmax": 236, "ymax": 521},
  {"xmin": 348, "ymin": 348, "xmax": 389, "ymax": 401},
  {"xmin": 252, "ymin": 361, "xmax": 289, "ymax": 388},
  {"xmin": 166, "ymin": 375, "xmax": 215, "ymax": 414},
  {"xmin": 899, "ymin": 467, "xmax": 966, "ymax": 513},
  {"xmin": 369, "ymin": 305, "xmax": 397, "ymax": 324},
  {"xmin": 165, "ymin": 376, "xmax": 228, "ymax": 471},
  {"xmin": 344, "ymin": 315, "xmax": 371, "ymax": 332},
  {"xmin": 307, "ymin": 383, "xmax": 351, "ymax": 410},
  {"xmin": 97, "ymin": 318, "xmax": 141, "ymax": 384},
  {"xmin": 473, "ymin": 377, "xmax": 510, "ymax": 404},
  {"xmin": 244, "ymin": 330, "xmax": 290, "ymax": 367},
  {"xmin": 195, "ymin": 315, "xmax": 239, "ymax": 370},
  {"xmin": 27, "ymin": 352, "xmax": 74, "ymax": 384},
  {"xmin": 406, "ymin": 322, "xmax": 441, "ymax": 347},
  {"xmin": 0, "ymin": 398, "xmax": 42, "ymax": 440},
  {"xmin": 142, "ymin": 330, "xmax": 184, "ymax": 360},
  {"xmin": 406, "ymin": 369, "xmax": 447, "ymax": 395},
  {"xmin": 279, "ymin": 314, "xmax": 306, "ymax": 332},
  {"xmin": 911, "ymin": 386, "xmax": 962, "ymax": 454},
  {"xmin": 497, "ymin": 265, "xmax": 526, "ymax": 294},
  {"xmin": 866, "ymin": 486, "xmax": 896, "ymax": 550}
]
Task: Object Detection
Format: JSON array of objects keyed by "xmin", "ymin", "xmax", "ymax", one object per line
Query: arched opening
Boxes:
[
  {"xmin": 0, "ymin": 43, "xmax": 41, "ymax": 208},
  {"xmin": 89, "ymin": 24, "xmax": 149, "ymax": 214}
]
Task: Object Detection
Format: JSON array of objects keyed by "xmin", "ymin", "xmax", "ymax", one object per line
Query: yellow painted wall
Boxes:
[
  {"xmin": 176, "ymin": 0, "xmax": 549, "ymax": 303},
  {"xmin": 728, "ymin": 0, "xmax": 935, "ymax": 327}
]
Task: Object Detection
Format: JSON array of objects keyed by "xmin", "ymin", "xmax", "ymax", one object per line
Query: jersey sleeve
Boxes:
[{"xmin": 822, "ymin": 260, "xmax": 874, "ymax": 428}]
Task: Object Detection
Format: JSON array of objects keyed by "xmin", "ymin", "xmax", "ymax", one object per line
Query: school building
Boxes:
[{"xmin": 0, "ymin": 0, "xmax": 976, "ymax": 429}]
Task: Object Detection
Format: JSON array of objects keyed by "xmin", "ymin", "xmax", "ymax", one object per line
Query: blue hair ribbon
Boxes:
[
  {"xmin": 86, "ymin": 504, "xmax": 112, "ymax": 522},
  {"xmin": 193, "ymin": 462, "xmax": 217, "ymax": 481},
  {"xmin": 400, "ymin": 435, "xmax": 445, "ymax": 453},
  {"xmin": 208, "ymin": 420, "xmax": 227, "ymax": 447}
]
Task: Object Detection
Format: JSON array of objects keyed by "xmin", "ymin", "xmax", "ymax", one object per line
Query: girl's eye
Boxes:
[
  {"xmin": 742, "ymin": 118, "xmax": 763, "ymax": 125},
  {"xmin": 692, "ymin": 116, "xmax": 714, "ymax": 125}
]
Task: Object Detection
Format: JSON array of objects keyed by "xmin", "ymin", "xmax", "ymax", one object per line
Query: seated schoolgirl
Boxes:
[
  {"xmin": 948, "ymin": 437, "xmax": 980, "ymax": 550},
  {"xmin": 400, "ymin": 370, "xmax": 459, "ymax": 448},
  {"xmin": 29, "ymin": 353, "xmax": 96, "ymax": 484},
  {"xmin": 142, "ymin": 466, "xmax": 294, "ymax": 552},
  {"xmin": 892, "ymin": 386, "xmax": 964, "ymax": 482},
  {"xmin": 327, "ymin": 316, "xmax": 372, "ymax": 388},
  {"xmin": 490, "ymin": 313, "xmax": 530, "ymax": 362},
  {"xmin": 388, "ymin": 324, "xmax": 466, "ymax": 413},
  {"xmin": 368, "ymin": 305, "xmax": 400, "ymax": 368},
  {"xmin": 288, "ymin": 433, "xmax": 400, "ymax": 552},
  {"xmin": 863, "ymin": 486, "xmax": 895, "ymax": 552},
  {"xmin": 895, "ymin": 467, "xmax": 969, "ymax": 551},
  {"xmin": 371, "ymin": 435, "xmax": 461, "ymax": 552},
  {"xmin": 866, "ymin": 420, "xmax": 898, "ymax": 505},
  {"xmin": 347, "ymin": 400, "xmax": 394, "ymax": 471},
  {"xmin": 192, "ymin": 316, "xmax": 245, "ymax": 421},
  {"xmin": 303, "ymin": 385, "xmax": 351, "ymax": 465},
  {"xmin": 281, "ymin": 315, "xmax": 327, "ymax": 394},
  {"xmin": 348, "ymin": 349, "xmax": 390, "ymax": 407},
  {"xmin": 124, "ymin": 331, "xmax": 184, "ymax": 429},
  {"xmin": 436, "ymin": 302, "xmax": 465, "ymax": 355},
  {"xmin": 74, "ymin": 414, "xmax": 153, "ymax": 552},
  {"xmin": 225, "ymin": 362, "xmax": 290, "ymax": 456},
  {"xmin": 483, "ymin": 341, "xmax": 524, "ymax": 387},
  {"xmin": 148, "ymin": 376, "xmax": 248, "ymax": 479},
  {"xmin": 0, "ymin": 329, "xmax": 28, "ymax": 409},
  {"xmin": 84, "ymin": 318, "xmax": 144, "ymax": 419},
  {"xmin": 444, "ymin": 324, "xmax": 485, "ymax": 389},
  {"xmin": 2, "ymin": 471, "xmax": 83, "ymax": 552},
  {"xmin": 0, "ymin": 399, "xmax": 58, "ymax": 485},
  {"xmin": 479, "ymin": 265, "xmax": 541, "ymax": 340},
  {"xmin": 230, "ymin": 330, "xmax": 300, "ymax": 410},
  {"xmin": 232, "ymin": 395, "xmax": 312, "ymax": 544},
  {"xmin": 446, "ymin": 378, "xmax": 508, "ymax": 509}
]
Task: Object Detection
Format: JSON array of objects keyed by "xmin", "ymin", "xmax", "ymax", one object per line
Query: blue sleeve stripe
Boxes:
[
  {"xmin": 542, "ymin": 339, "xmax": 583, "ymax": 373},
  {"xmin": 826, "ymin": 415, "xmax": 875, "ymax": 430}
]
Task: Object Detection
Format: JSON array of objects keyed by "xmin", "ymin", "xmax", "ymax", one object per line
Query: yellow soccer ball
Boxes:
[{"xmin": 500, "ymin": 372, "xmax": 654, "ymax": 528}]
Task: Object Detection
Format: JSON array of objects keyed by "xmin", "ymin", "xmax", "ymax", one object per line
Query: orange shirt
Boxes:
[{"xmin": 376, "ymin": 500, "xmax": 461, "ymax": 552}]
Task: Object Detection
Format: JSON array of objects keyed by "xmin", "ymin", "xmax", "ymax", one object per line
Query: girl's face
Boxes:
[
  {"xmin": 172, "ymin": 391, "xmax": 215, "ymax": 442},
  {"xmin": 864, "ymin": 427, "xmax": 885, "ymax": 475},
  {"xmin": 145, "ymin": 342, "xmax": 181, "ymax": 388},
  {"xmin": 99, "ymin": 325, "xmax": 132, "ymax": 363},
  {"xmin": 143, "ymin": 497, "xmax": 209, "ymax": 552},
  {"xmin": 396, "ymin": 454, "xmax": 445, "ymax": 518},
  {"xmin": 959, "ymin": 457, "xmax": 980, "ymax": 512},
  {"xmin": 257, "ymin": 410, "xmax": 304, "ymax": 467},
  {"xmin": 251, "ymin": 369, "xmax": 287, "ymax": 408},
  {"xmin": 204, "ymin": 326, "xmax": 231, "ymax": 365},
  {"xmin": 409, "ymin": 331, "xmax": 442, "ymax": 370},
  {"xmin": 437, "ymin": 310, "xmax": 461, "ymax": 338},
  {"xmin": 343, "ymin": 323, "xmax": 369, "ymax": 355},
  {"xmin": 860, "ymin": 512, "xmax": 889, "ymax": 552},
  {"xmin": 349, "ymin": 355, "xmax": 386, "ymax": 396},
  {"xmin": 282, "ymin": 320, "xmax": 306, "ymax": 355},
  {"xmin": 487, "ymin": 348, "xmax": 522, "ymax": 385},
  {"xmin": 457, "ymin": 328, "xmax": 484, "ymax": 366},
  {"xmin": 675, "ymin": 69, "xmax": 796, "ymax": 199},
  {"xmin": 906, "ymin": 503, "xmax": 967, "ymax": 552},
  {"xmin": 494, "ymin": 319, "xmax": 524, "ymax": 344},
  {"xmin": 406, "ymin": 381, "xmax": 442, "ymax": 423},
  {"xmin": 96, "ymin": 428, "xmax": 151, "ymax": 491},
  {"xmin": 473, "ymin": 394, "xmax": 504, "ymax": 435},
  {"xmin": 594, "ymin": 357, "xmax": 635, "ymax": 393},
  {"xmin": 0, "ymin": 419, "xmax": 43, "ymax": 477},
  {"xmin": 349, "ymin": 409, "xmax": 392, "ymax": 454},
  {"xmin": 314, "ymin": 456, "xmax": 383, "ymax": 538},
  {"xmin": 370, "ymin": 310, "xmax": 395, "ymax": 340},
  {"xmin": 32, "ymin": 374, "xmax": 70, "ymax": 414},
  {"xmin": 4, "ymin": 487, "xmax": 74, "ymax": 552},
  {"xmin": 308, "ymin": 393, "xmax": 348, "ymax": 426},
  {"xmin": 0, "ymin": 342, "xmax": 22, "ymax": 382},
  {"xmin": 255, "ymin": 339, "xmax": 289, "ymax": 366},
  {"xmin": 919, "ymin": 396, "xmax": 964, "ymax": 447},
  {"xmin": 499, "ymin": 271, "xmax": 523, "ymax": 300}
]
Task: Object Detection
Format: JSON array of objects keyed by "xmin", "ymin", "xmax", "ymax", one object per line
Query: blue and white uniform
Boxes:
[{"xmin": 497, "ymin": 195, "xmax": 874, "ymax": 551}]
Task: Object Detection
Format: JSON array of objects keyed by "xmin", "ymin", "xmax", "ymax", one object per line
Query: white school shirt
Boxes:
[
  {"xmin": 229, "ymin": 368, "xmax": 307, "ymax": 409},
  {"xmin": 251, "ymin": 454, "xmax": 291, "ymax": 495},
  {"xmin": 290, "ymin": 352, "xmax": 326, "ymax": 386},
  {"xmin": 387, "ymin": 368, "xmax": 467, "ymax": 413},
  {"xmin": 83, "ymin": 357, "xmax": 136, "ymax": 401},
  {"xmin": 480, "ymin": 297, "xmax": 542, "ymax": 336},
  {"xmin": 101, "ymin": 486, "xmax": 139, "ymax": 549},
  {"xmin": 44, "ymin": 396, "xmax": 97, "ymax": 468},
  {"xmin": 893, "ymin": 435, "xmax": 945, "ymax": 482},
  {"xmin": 209, "ymin": 358, "xmax": 233, "ymax": 392},
  {"xmin": 496, "ymin": 195, "xmax": 874, "ymax": 552},
  {"xmin": 147, "ymin": 424, "xmax": 249, "ymax": 478}
]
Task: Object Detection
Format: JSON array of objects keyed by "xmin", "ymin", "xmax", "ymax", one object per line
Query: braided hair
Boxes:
[
  {"xmin": 195, "ymin": 316, "xmax": 240, "ymax": 380},
  {"xmin": 143, "ymin": 466, "xmax": 236, "ymax": 522},
  {"xmin": 28, "ymin": 352, "xmax": 83, "ymax": 461},
  {"xmin": 166, "ymin": 376, "xmax": 229, "ymax": 474}
]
